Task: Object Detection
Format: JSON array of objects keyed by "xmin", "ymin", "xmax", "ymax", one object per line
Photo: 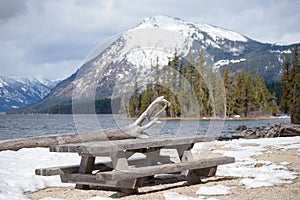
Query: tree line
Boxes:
[
  {"xmin": 48, "ymin": 98, "xmax": 120, "ymax": 114},
  {"xmin": 126, "ymin": 50, "xmax": 279, "ymax": 118}
]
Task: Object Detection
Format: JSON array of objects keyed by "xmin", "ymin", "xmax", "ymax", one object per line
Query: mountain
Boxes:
[
  {"xmin": 24, "ymin": 15, "xmax": 296, "ymax": 113},
  {"xmin": 0, "ymin": 76, "xmax": 59, "ymax": 112}
]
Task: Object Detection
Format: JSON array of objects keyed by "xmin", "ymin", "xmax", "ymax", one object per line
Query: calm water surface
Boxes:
[{"xmin": 0, "ymin": 114, "xmax": 290, "ymax": 140}]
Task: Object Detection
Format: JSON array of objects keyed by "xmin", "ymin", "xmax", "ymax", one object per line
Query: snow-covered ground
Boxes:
[{"xmin": 0, "ymin": 137, "xmax": 299, "ymax": 200}]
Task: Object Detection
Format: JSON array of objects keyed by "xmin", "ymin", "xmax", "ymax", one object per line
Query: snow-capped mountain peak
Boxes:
[
  {"xmin": 136, "ymin": 15, "xmax": 248, "ymax": 43},
  {"xmin": 0, "ymin": 76, "xmax": 59, "ymax": 112},
  {"xmin": 23, "ymin": 15, "xmax": 294, "ymax": 113}
]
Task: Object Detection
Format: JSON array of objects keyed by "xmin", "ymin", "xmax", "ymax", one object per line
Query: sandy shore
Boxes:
[{"xmin": 26, "ymin": 141, "xmax": 300, "ymax": 200}]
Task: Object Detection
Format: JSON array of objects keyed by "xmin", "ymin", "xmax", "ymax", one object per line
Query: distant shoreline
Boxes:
[
  {"xmin": 1, "ymin": 112, "xmax": 290, "ymax": 121},
  {"xmin": 127, "ymin": 116, "xmax": 290, "ymax": 121}
]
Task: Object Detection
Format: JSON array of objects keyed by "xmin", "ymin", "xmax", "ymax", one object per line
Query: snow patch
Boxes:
[
  {"xmin": 270, "ymin": 49, "xmax": 292, "ymax": 54},
  {"xmin": 126, "ymin": 48, "xmax": 173, "ymax": 68},
  {"xmin": 196, "ymin": 185, "xmax": 232, "ymax": 196},
  {"xmin": 193, "ymin": 137, "xmax": 300, "ymax": 190},
  {"xmin": 196, "ymin": 23, "xmax": 248, "ymax": 42},
  {"xmin": 0, "ymin": 148, "xmax": 80, "ymax": 200},
  {"xmin": 163, "ymin": 192, "xmax": 218, "ymax": 200},
  {"xmin": 214, "ymin": 58, "xmax": 246, "ymax": 68}
]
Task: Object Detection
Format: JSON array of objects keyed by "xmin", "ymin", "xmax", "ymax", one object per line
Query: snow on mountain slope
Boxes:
[
  {"xmin": 31, "ymin": 15, "xmax": 294, "ymax": 111},
  {"xmin": 0, "ymin": 76, "xmax": 58, "ymax": 112},
  {"xmin": 195, "ymin": 23, "xmax": 248, "ymax": 42},
  {"xmin": 66, "ymin": 15, "xmax": 253, "ymax": 100},
  {"xmin": 136, "ymin": 15, "xmax": 248, "ymax": 49}
]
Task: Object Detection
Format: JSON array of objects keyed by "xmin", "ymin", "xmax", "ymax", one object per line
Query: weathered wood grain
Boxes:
[
  {"xmin": 35, "ymin": 157, "xmax": 149, "ymax": 176},
  {"xmin": 50, "ymin": 135, "xmax": 215, "ymax": 156},
  {"xmin": 61, "ymin": 173, "xmax": 142, "ymax": 190},
  {"xmin": 96, "ymin": 156, "xmax": 235, "ymax": 181},
  {"xmin": 0, "ymin": 129, "xmax": 137, "ymax": 151}
]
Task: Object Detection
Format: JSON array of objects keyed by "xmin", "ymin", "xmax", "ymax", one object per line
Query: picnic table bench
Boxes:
[{"xmin": 35, "ymin": 135, "xmax": 235, "ymax": 193}]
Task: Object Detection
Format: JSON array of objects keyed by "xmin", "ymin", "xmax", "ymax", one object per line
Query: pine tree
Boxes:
[
  {"xmin": 245, "ymin": 72, "xmax": 256, "ymax": 117},
  {"xmin": 184, "ymin": 55, "xmax": 196, "ymax": 116},
  {"xmin": 120, "ymin": 93, "xmax": 128, "ymax": 115},
  {"xmin": 291, "ymin": 44, "xmax": 300, "ymax": 124},
  {"xmin": 234, "ymin": 70, "xmax": 246, "ymax": 116},
  {"xmin": 128, "ymin": 81, "xmax": 140, "ymax": 117},
  {"xmin": 212, "ymin": 72, "xmax": 226, "ymax": 118},
  {"xmin": 255, "ymin": 74, "xmax": 273, "ymax": 116},
  {"xmin": 194, "ymin": 50, "xmax": 205, "ymax": 116},
  {"xmin": 270, "ymin": 97, "xmax": 279, "ymax": 116},
  {"xmin": 140, "ymin": 84, "xmax": 153, "ymax": 113},
  {"xmin": 223, "ymin": 68, "xmax": 235, "ymax": 117},
  {"xmin": 280, "ymin": 57, "xmax": 292, "ymax": 113},
  {"xmin": 154, "ymin": 57, "xmax": 160, "ymax": 97}
]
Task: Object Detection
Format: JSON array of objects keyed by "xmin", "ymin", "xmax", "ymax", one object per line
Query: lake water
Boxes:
[{"xmin": 0, "ymin": 114, "xmax": 290, "ymax": 140}]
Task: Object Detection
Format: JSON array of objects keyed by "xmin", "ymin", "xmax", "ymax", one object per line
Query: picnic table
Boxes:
[{"xmin": 36, "ymin": 135, "xmax": 235, "ymax": 193}]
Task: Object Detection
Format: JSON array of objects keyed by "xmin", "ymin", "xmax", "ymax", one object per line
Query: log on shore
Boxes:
[
  {"xmin": 0, "ymin": 129, "xmax": 136, "ymax": 151},
  {"xmin": 241, "ymin": 123, "xmax": 300, "ymax": 139}
]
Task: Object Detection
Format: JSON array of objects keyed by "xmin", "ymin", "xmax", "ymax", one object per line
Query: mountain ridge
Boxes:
[
  {"xmin": 0, "ymin": 76, "xmax": 59, "ymax": 112},
  {"xmin": 14, "ymin": 15, "xmax": 297, "ymax": 113}
]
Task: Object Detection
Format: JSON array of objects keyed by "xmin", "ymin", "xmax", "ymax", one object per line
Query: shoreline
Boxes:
[
  {"xmin": 125, "ymin": 116, "xmax": 290, "ymax": 121},
  {"xmin": 2, "ymin": 113, "xmax": 290, "ymax": 121}
]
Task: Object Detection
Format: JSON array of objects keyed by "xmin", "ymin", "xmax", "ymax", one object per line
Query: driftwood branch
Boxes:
[{"xmin": 0, "ymin": 96, "xmax": 170, "ymax": 151}]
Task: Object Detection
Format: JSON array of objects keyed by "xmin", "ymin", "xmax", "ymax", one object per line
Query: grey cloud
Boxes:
[
  {"xmin": 0, "ymin": 0, "xmax": 299, "ymax": 80},
  {"xmin": 0, "ymin": 0, "xmax": 27, "ymax": 19}
]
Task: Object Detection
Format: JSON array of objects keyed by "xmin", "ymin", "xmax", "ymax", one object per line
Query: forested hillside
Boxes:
[{"xmin": 126, "ymin": 51, "xmax": 279, "ymax": 118}]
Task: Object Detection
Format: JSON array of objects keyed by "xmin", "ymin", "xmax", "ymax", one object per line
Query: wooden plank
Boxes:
[
  {"xmin": 50, "ymin": 135, "xmax": 215, "ymax": 155},
  {"xmin": 35, "ymin": 162, "xmax": 113, "ymax": 176},
  {"xmin": 61, "ymin": 173, "xmax": 117, "ymax": 186},
  {"xmin": 61, "ymin": 173, "xmax": 142, "ymax": 190},
  {"xmin": 96, "ymin": 156, "xmax": 235, "ymax": 181},
  {"xmin": 35, "ymin": 157, "xmax": 149, "ymax": 176}
]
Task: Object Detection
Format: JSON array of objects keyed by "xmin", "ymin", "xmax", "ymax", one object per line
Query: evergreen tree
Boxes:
[
  {"xmin": 154, "ymin": 57, "xmax": 160, "ymax": 96},
  {"xmin": 255, "ymin": 74, "xmax": 273, "ymax": 116},
  {"xmin": 234, "ymin": 70, "xmax": 246, "ymax": 116},
  {"xmin": 291, "ymin": 44, "xmax": 300, "ymax": 124},
  {"xmin": 128, "ymin": 81, "xmax": 140, "ymax": 117},
  {"xmin": 212, "ymin": 72, "xmax": 226, "ymax": 117},
  {"xmin": 280, "ymin": 57, "xmax": 292, "ymax": 113},
  {"xmin": 223, "ymin": 68, "xmax": 235, "ymax": 117},
  {"xmin": 184, "ymin": 55, "xmax": 196, "ymax": 116},
  {"xmin": 140, "ymin": 84, "xmax": 154, "ymax": 113},
  {"xmin": 194, "ymin": 50, "xmax": 205, "ymax": 116},
  {"xmin": 120, "ymin": 93, "xmax": 128, "ymax": 115},
  {"xmin": 245, "ymin": 72, "xmax": 256, "ymax": 117},
  {"xmin": 270, "ymin": 97, "xmax": 279, "ymax": 116}
]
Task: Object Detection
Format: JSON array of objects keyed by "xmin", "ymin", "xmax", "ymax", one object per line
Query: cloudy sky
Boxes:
[{"xmin": 0, "ymin": 0, "xmax": 299, "ymax": 80}]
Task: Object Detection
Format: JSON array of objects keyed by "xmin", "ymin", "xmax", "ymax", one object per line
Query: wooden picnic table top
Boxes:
[{"xmin": 50, "ymin": 135, "xmax": 215, "ymax": 156}]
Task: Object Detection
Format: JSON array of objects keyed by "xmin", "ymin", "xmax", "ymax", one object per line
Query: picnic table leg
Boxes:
[
  {"xmin": 111, "ymin": 151, "xmax": 142, "ymax": 194},
  {"xmin": 176, "ymin": 144, "xmax": 218, "ymax": 184},
  {"xmin": 75, "ymin": 155, "xmax": 95, "ymax": 189},
  {"xmin": 176, "ymin": 144, "xmax": 203, "ymax": 184}
]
